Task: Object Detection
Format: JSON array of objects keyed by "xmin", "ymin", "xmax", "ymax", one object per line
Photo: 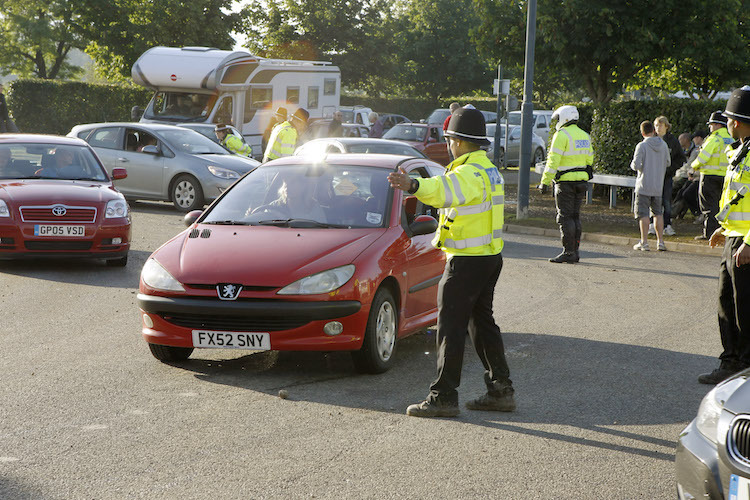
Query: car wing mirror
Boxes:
[
  {"xmin": 183, "ymin": 210, "xmax": 203, "ymax": 227},
  {"xmin": 141, "ymin": 145, "xmax": 159, "ymax": 155},
  {"xmin": 409, "ymin": 215, "xmax": 438, "ymax": 236},
  {"xmin": 111, "ymin": 167, "xmax": 127, "ymax": 180}
]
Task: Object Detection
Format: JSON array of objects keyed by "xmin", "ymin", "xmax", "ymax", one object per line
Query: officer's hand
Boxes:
[
  {"xmin": 388, "ymin": 167, "xmax": 412, "ymax": 191},
  {"xmin": 734, "ymin": 242, "xmax": 750, "ymax": 267},
  {"xmin": 709, "ymin": 228, "xmax": 725, "ymax": 248},
  {"xmin": 537, "ymin": 183, "xmax": 548, "ymax": 194}
]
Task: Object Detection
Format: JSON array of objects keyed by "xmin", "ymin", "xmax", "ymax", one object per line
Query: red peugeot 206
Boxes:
[
  {"xmin": 0, "ymin": 134, "xmax": 131, "ymax": 266},
  {"xmin": 138, "ymin": 154, "xmax": 446, "ymax": 372}
]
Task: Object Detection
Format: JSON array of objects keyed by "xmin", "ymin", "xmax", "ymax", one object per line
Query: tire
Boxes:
[
  {"xmin": 496, "ymin": 147, "xmax": 505, "ymax": 167},
  {"xmin": 532, "ymin": 147, "xmax": 545, "ymax": 166},
  {"xmin": 351, "ymin": 288, "xmax": 398, "ymax": 374},
  {"xmin": 106, "ymin": 254, "xmax": 128, "ymax": 267},
  {"xmin": 148, "ymin": 343, "xmax": 194, "ymax": 362},
  {"xmin": 171, "ymin": 174, "xmax": 204, "ymax": 212}
]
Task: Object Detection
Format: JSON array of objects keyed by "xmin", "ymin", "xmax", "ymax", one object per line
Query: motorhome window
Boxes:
[
  {"xmin": 324, "ymin": 79, "xmax": 337, "ymax": 96},
  {"xmin": 145, "ymin": 92, "xmax": 214, "ymax": 122},
  {"xmin": 246, "ymin": 87, "xmax": 272, "ymax": 112},
  {"xmin": 221, "ymin": 62, "xmax": 258, "ymax": 85},
  {"xmin": 308, "ymin": 87, "xmax": 319, "ymax": 109},
  {"xmin": 287, "ymin": 87, "xmax": 300, "ymax": 105}
]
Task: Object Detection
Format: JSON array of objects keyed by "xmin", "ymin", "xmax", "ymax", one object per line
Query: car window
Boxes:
[
  {"xmin": 86, "ymin": 127, "xmax": 121, "ymax": 149},
  {"xmin": 405, "ymin": 166, "xmax": 440, "ymax": 221},
  {"xmin": 0, "ymin": 143, "xmax": 108, "ymax": 181},
  {"xmin": 124, "ymin": 128, "xmax": 160, "ymax": 153},
  {"xmin": 383, "ymin": 125, "xmax": 427, "ymax": 142},
  {"xmin": 202, "ymin": 163, "xmax": 392, "ymax": 228},
  {"xmin": 537, "ymin": 115, "xmax": 547, "ymax": 128},
  {"xmin": 346, "ymin": 143, "xmax": 425, "ymax": 157},
  {"xmin": 159, "ymin": 129, "xmax": 229, "ymax": 155}
]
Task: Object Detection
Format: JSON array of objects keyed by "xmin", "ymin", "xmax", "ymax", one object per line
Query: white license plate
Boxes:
[
  {"xmin": 34, "ymin": 225, "xmax": 85, "ymax": 237},
  {"xmin": 730, "ymin": 474, "xmax": 750, "ymax": 500},
  {"xmin": 192, "ymin": 330, "xmax": 270, "ymax": 350}
]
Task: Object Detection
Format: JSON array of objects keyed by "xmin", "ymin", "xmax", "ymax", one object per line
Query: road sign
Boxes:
[{"xmin": 493, "ymin": 79, "xmax": 511, "ymax": 95}]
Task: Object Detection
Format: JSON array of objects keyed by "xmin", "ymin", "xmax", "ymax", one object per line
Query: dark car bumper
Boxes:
[{"xmin": 676, "ymin": 420, "xmax": 724, "ymax": 499}]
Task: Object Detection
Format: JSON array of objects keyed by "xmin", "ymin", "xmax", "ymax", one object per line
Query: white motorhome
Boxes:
[{"xmin": 132, "ymin": 46, "xmax": 341, "ymax": 157}]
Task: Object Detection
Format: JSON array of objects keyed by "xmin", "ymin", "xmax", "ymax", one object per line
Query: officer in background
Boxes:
[
  {"xmin": 215, "ymin": 124, "xmax": 252, "ymax": 158},
  {"xmin": 263, "ymin": 108, "xmax": 308, "ymax": 162},
  {"xmin": 701, "ymin": 86, "xmax": 750, "ymax": 384},
  {"xmin": 262, "ymin": 107, "xmax": 287, "ymax": 153},
  {"xmin": 387, "ymin": 107, "xmax": 515, "ymax": 418},
  {"xmin": 539, "ymin": 105, "xmax": 594, "ymax": 263},
  {"xmin": 691, "ymin": 111, "xmax": 733, "ymax": 240}
]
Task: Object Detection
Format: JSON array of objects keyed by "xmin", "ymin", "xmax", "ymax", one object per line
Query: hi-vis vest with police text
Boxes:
[
  {"xmin": 541, "ymin": 124, "xmax": 593, "ymax": 185},
  {"xmin": 263, "ymin": 121, "xmax": 297, "ymax": 161},
  {"xmin": 413, "ymin": 150, "xmax": 504, "ymax": 256},
  {"xmin": 692, "ymin": 127, "xmax": 732, "ymax": 177},
  {"xmin": 222, "ymin": 134, "xmax": 252, "ymax": 157},
  {"xmin": 720, "ymin": 141, "xmax": 750, "ymax": 244}
]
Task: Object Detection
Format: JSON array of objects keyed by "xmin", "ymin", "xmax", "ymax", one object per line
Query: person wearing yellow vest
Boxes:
[
  {"xmin": 540, "ymin": 105, "xmax": 594, "ymax": 263},
  {"xmin": 263, "ymin": 108, "xmax": 309, "ymax": 162},
  {"xmin": 214, "ymin": 124, "xmax": 252, "ymax": 157},
  {"xmin": 701, "ymin": 86, "xmax": 750, "ymax": 385},
  {"xmin": 388, "ymin": 107, "xmax": 514, "ymax": 418},
  {"xmin": 691, "ymin": 112, "xmax": 733, "ymax": 240}
]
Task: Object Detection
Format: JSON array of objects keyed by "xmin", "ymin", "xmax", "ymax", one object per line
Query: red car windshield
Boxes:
[
  {"xmin": 0, "ymin": 143, "xmax": 109, "ymax": 181},
  {"xmin": 202, "ymin": 163, "xmax": 392, "ymax": 228}
]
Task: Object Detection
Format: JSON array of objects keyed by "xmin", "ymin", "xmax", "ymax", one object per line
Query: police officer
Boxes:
[
  {"xmin": 263, "ymin": 108, "xmax": 308, "ymax": 162},
  {"xmin": 214, "ymin": 124, "xmax": 253, "ymax": 157},
  {"xmin": 700, "ymin": 86, "xmax": 750, "ymax": 384},
  {"xmin": 387, "ymin": 107, "xmax": 515, "ymax": 417},
  {"xmin": 262, "ymin": 107, "xmax": 287, "ymax": 153},
  {"xmin": 539, "ymin": 105, "xmax": 594, "ymax": 263},
  {"xmin": 692, "ymin": 111, "xmax": 733, "ymax": 240}
]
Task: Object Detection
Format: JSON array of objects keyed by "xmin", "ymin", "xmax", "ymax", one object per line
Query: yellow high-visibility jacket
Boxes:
[
  {"xmin": 720, "ymin": 141, "xmax": 750, "ymax": 244},
  {"xmin": 413, "ymin": 150, "xmax": 504, "ymax": 256},
  {"xmin": 541, "ymin": 124, "xmax": 593, "ymax": 185},
  {"xmin": 263, "ymin": 121, "xmax": 297, "ymax": 162},
  {"xmin": 222, "ymin": 134, "xmax": 252, "ymax": 157},
  {"xmin": 692, "ymin": 127, "xmax": 733, "ymax": 177}
]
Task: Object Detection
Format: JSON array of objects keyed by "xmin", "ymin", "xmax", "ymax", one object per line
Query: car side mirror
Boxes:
[
  {"xmin": 141, "ymin": 145, "xmax": 159, "ymax": 155},
  {"xmin": 111, "ymin": 167, "xmax": 127, "ymax": 180},
  {"xmin": 510, "ymin": 132, "xmax": 520, "ymax": 140},
  {"xmin": 409, "ymin": 215, "xmax": 438, "ymax": 236},
  {"xmin": 183, "ymin": 210, "xmax": 203, "ymax": 227}
]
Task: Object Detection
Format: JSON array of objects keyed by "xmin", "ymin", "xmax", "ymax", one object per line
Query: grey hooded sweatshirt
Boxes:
[{"xmin": 630, "ymin": 135, "xmax": 671, "ymax": 197}]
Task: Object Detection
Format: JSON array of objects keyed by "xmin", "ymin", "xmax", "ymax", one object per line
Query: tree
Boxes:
[{"xmin": 0, "ymin": 0, "xmax": 85, "ymax": 79}]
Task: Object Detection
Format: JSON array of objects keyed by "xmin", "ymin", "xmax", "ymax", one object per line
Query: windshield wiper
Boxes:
[
  {"xmin": 65, "ymin": 177, "xmax": 104, "ymax": 181},
  {"xmin": 203, "ymin": 220, "xmax": 250, "ymax": 225},
  {"xmin": 256, "ymin": 219, "xmax": 345, "ymax": 228}
]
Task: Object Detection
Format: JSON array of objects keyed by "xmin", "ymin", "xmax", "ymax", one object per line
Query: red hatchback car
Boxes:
[
  {"xmin": 382, "ymin": 123, "xmax": 451, "ymax": 165},
  {"xmin": 0, "ymin": 135, "xmax": 131, "ymax": 266},
  {"xmin": 138, "ymin": 154, "xmax": 446, "ymax": 372}
]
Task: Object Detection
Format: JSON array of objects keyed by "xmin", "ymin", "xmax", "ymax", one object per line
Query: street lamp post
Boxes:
[{"xmin": 517, "ymin": 0, "xmax": 537, "ymax": 219}]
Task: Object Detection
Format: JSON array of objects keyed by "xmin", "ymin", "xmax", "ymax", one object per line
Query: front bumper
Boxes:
[
  {"xmin": 138, "ymin": 293, "xmax": 365, "ymax": 351},
  {"xmin": 676, "ymin": 419, "xmax": 724, "ymax": 499}
]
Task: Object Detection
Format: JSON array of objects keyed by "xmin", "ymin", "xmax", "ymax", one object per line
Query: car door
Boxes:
[
  {"xmin": 508, "ymin": 127, "xmax": 521, "ymax": 164},
  {"xmin": 422, "ymin": 127, "xmax": 450, "ymax": 165},
  {"xmin": 399, "ymin": 163, "xmax": 445, "ymax": 319},
  {"xmin": 114, "ymin": 127, "xmax": 167, "ymax": 198},
  {"xmin": 535, "ymin": 114, "xmax": 549, "ymax": 144}
]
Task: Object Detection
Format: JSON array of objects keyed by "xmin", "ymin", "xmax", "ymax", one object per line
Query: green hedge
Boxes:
[
  {"xmin": 6, "ymin": 79, "xmax": 152, "ymax": 136},
  {"xmin": 340, "ymin": 94, "xmax": 500, "ymax": 122}
]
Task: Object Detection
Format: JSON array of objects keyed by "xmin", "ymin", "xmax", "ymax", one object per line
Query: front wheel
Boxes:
[
  {"xmin": 148, "ymin": 343, "xmax": 194, "ymax": 362},
  {"xmin": 532, "ymin": 147, "xmax": 545, "ymax": 166},
  {"xmin": 352, "ymin": 288, "xmax": 398, "ymax": 374},
  {"xmin": 171, "ymin": 175, "xmax": 204, "ymax": 212}
]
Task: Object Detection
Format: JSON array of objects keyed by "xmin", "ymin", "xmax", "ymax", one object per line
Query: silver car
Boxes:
[
  {"xmin": 676, "ymin": 369, "xmax": 750, "ymax": 499},
  {"xmin": 69, "ymin": 123, "xmax": 259, "ymax": 211},
  {"xmin": 486, "ymin": 124, "xmax": 546, "ymax": 167}
]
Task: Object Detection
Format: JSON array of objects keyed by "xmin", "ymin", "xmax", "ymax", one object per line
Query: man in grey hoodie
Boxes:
[{"xmin": 630, "ymin": 120, "xmax": 671, "ymax": 251}]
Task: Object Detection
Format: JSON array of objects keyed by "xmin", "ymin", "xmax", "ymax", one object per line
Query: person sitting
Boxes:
[
  {"xmin": 137, "ymin": 135, "xmax": 158, "ymax": 153},
  {"xmin": 35, "ymin": 148, "xmax": 85, "ymax": 179},
  {"xmin": 255, "ymin": 173, "xmax": 327, "ymax": 223}
]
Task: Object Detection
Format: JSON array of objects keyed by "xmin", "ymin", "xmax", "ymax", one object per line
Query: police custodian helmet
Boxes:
[
  {"xmin": 445, "ymin": 107, "xmax": 490, "ymax": 146},
  {"xmin": 724, "ymin": 86, "xmax": 750, "ymax": 123},
  {"xmin": 707, "ymin": 111, "xmax": 728, "ymax": 126}
]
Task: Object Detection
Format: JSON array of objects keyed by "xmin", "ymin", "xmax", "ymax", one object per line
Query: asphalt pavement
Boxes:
[{"xmin": 0, "ymin": 201, "xmax": 721, "ymax": 499}]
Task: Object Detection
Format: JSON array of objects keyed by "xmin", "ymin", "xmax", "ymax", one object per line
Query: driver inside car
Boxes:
[
  {"xmin": 252, "ymin": 172, "xmax": 328, "ymax": 223},
  {"xmin": 35, "ymin": 148, "xmax": 87, "ymax": 179}
]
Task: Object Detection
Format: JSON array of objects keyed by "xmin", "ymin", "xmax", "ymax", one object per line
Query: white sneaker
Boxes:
[
  {"xmin": 664, "ymin": 225, "xmax": 676, "ymax": 236},
  {"xmin": 647, "ymin": 224, "xmax": 656, "ymax": 235},
  {"xmin": 633, "ymin": 241, "xmax": 650, "ymax": 251}
]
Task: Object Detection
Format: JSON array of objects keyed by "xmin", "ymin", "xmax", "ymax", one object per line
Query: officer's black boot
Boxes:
[
  {"xmin": 550, "ymin": 222, "xmax": 577, "ymax": 263},
  {"xmin": 549, "ymin": 251, "xmax": 577, "ymax": 263}
]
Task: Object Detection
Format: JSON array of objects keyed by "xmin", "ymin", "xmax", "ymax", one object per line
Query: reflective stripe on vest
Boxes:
[
  {"xmin": 443, "ymin": 229, "xmax": 504, "ymax": 250},
  {"xmin": 726, "ymin": 212, "xmax": 750, "ymax": 221}
]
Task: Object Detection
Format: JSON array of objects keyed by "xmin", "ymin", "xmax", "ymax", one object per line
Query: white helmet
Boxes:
[{"xmin": 552, "ymin": 105, "xmax": 579, "ymax": 130}]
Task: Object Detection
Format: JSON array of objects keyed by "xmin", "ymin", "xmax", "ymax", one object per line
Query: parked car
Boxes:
[
  {"xmin": 506, "ymin": 110, "xmax": 554, "ymax": 144},
  {"xmin": 69, "ymin": 123, "xmax": 260, "ymax": 211},
  {"xmin": 176, "ymin": 123, "xmax": 253, "ymax": 153},
  {"xmin": 425, "ymin": 108, "xmax": 497, "ymax": 125},
  {"xmin": 304, "ymin": 120, "xmax": 371, "ymax": 140},
  {"xmin": 337, "ymin": 105, "xmax": 372, "ymax": 125},
  {"xmin": 377, "ymin": 113, "xmax": 410, "ymax": 135},
  {"xmin": 486, "ymin": 124, "xmax": 546, "ymax": 167},
  {"xmin": 382, "ymin": 123, "xmax": 450, "ymax": 165},
  {"xmin": 295, "ymin": 138, "xmax": 428, "ymax": 159},
  {"xmin": 676, "ymin": 368, "xmax": 750, "ymax": 499},
  {"xmin": 137, "ymin": 154, "xmax": 445, "ymax": 373},
  {"xmin": 0, "ymin": 134, "xmax": 130, "ymax": 266}
]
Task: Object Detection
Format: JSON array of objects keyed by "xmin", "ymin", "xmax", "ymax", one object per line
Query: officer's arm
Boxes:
[
  {"xmin": 541, "ymin": 132, "xmax": 565, "ymax": 185},
  {"xmin": 414, "ymin": 166, "xmax": 484, "ymax": 209},
  {"xmin": 691, "ymin": 136, "xmax": 715, "ymax": 169}
]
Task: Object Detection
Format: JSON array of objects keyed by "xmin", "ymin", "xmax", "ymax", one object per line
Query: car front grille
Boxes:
[
  {"xmin": 159, "ymin": 313, "xmax": 310, "ymax": 332},
  {"xmin": 25, "ymin": 241, "xmax": 93, "ymax": 251},
  {"xmin": 20, "ymin": 205, "xmax": 97, "ymax": 223},
  {"xmin": 729, "ymin": 416, "xmax": 750, "ymax": 465}
]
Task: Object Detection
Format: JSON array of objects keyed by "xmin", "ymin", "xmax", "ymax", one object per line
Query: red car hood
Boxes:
[
  {"xmin": 0, "ymin": 180, "xmax": 120, "ymax": 205},
  {"xmin": 154, "ymin": 225, "xmax": 386, "ymax": 287}
]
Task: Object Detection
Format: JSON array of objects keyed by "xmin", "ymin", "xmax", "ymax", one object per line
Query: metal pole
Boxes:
[
  {"xmin": 493, "ymin": 64, "xmax": 503, "ymax": 168},
  {"xmin": 504, "ymin": 94, "xmax": 509, "ymax": 170},
  {"xmin": 517, "ymin": 0, "xmax": 537, "ymax": 219}
]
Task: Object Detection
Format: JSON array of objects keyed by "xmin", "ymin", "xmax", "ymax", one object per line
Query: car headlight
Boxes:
[
  {"xmin": 141, "ymin": 259, "xmax": 185, "ymax": 292},
  {"xmin": 105, "ymin": 199, "xmax": 129, "ymax": 218},
  {"xmin": 277, "ymin": 265, "xmax": 355, "ymax": 295},
  {"xmin": 0, "ymin": 200, "xmax": 9, "ymax": 217},
  {"xmin": 207, "ymin": 165, "xmax": 239, "ymax": 179},
  {"xmin": 696, "ymin": 377, "xmax": 745, "ymax": 443}
]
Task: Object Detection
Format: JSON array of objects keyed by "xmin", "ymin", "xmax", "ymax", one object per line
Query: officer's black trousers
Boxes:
[
  {"xmin": 429, "ymin": 253, "xmax": 512, "ymax": 405},
  {"xmin": 554, "ymin": 181, "xmax": 588, "ymax": 254},
  {"xmin": 718, "ymin": 236, "xmax": 750, "ymax": 370},
  {"xmin": 699, "ymin": 174, "xmax": 723, "ymax": 238}
]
